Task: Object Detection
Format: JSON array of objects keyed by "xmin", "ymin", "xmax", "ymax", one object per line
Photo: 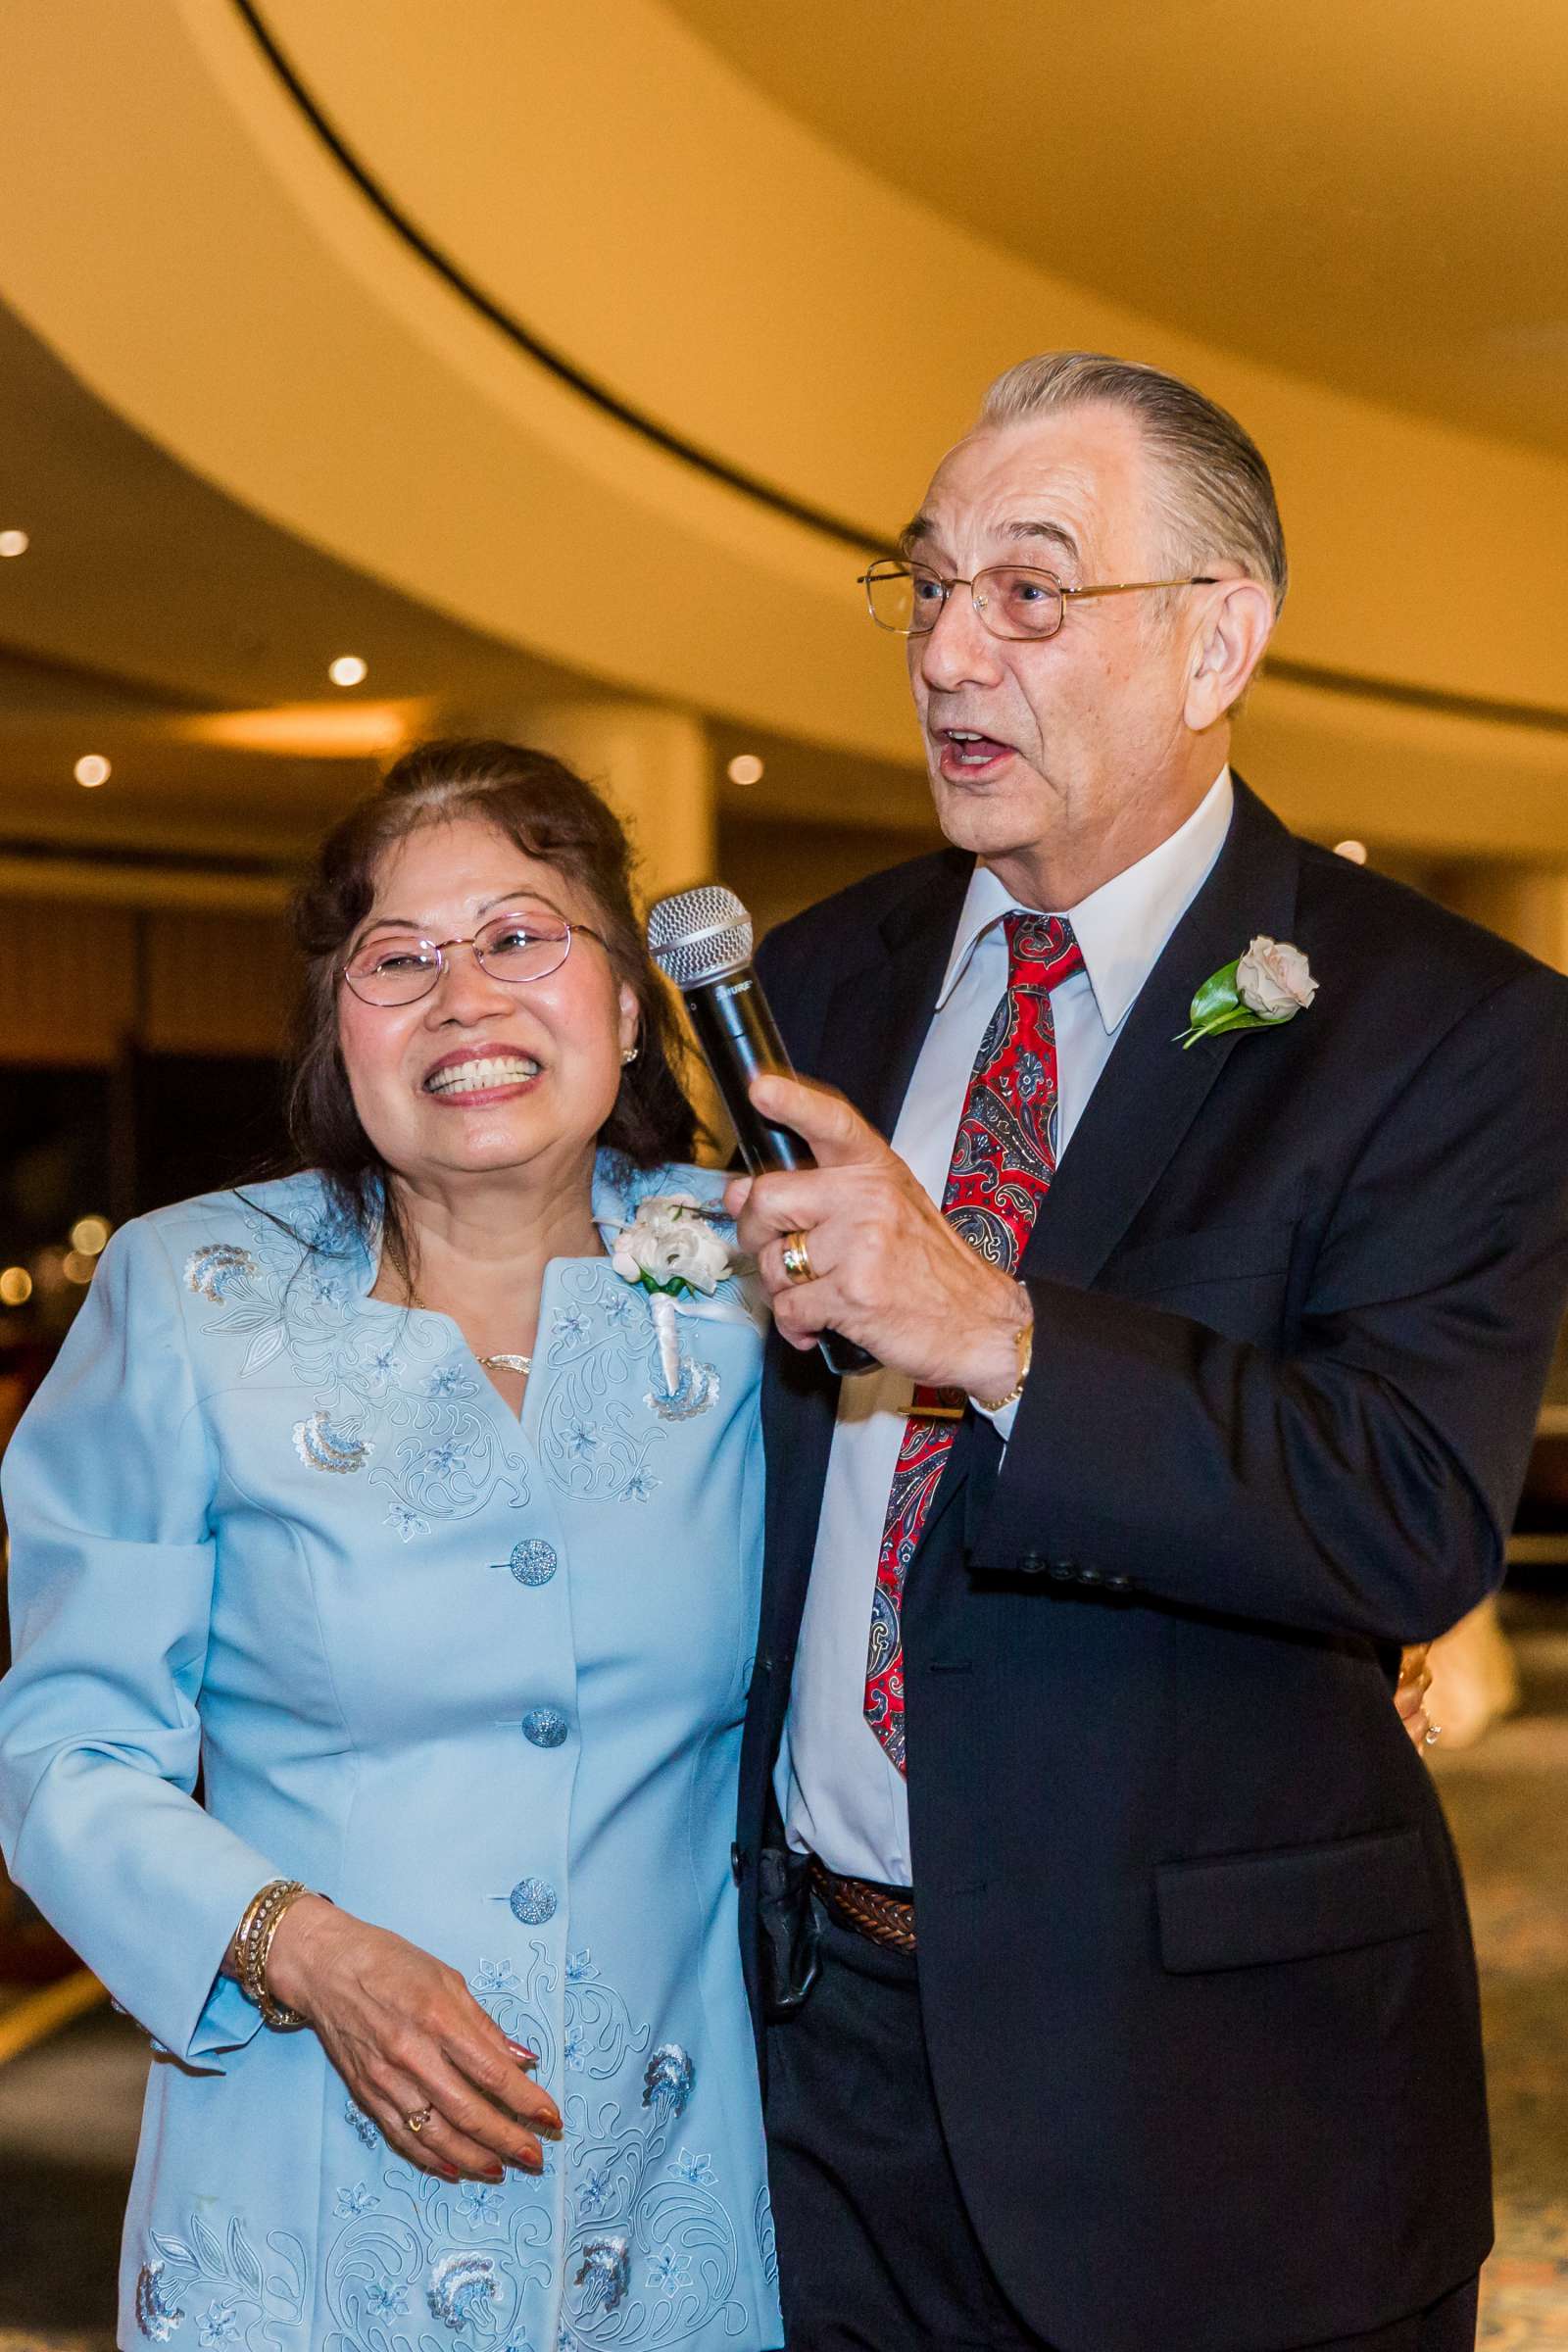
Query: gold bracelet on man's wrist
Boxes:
[
  {"xmin": 232, "ymin": 1877, "xmax": 314, "ymax": 2031},
  {"xmin": 970, "ymin": 1294, "xmax": 1034, "ymax": 1414}
]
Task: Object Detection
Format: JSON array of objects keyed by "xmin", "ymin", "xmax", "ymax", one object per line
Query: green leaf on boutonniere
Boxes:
[
  {"xmin": 635, "ymin": 1269, "xmax": 692, "ymax": 1298},
  {"xmin": 1184, "ymin": 958, "xmax": 1242, "ymax": 1032},
  {"xmin": 1176, "ymin": 937, "xmax": 1318, "ymax": 1050}
]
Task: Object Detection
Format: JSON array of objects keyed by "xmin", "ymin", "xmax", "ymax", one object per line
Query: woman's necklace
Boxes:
[
  {"xmin": 396, "ymin": 1286, "xmax": 532, "ymax": 1380},
  {"xmin": 396, "ymin": 1227, "xmax": 591, "ymax": 1384}
]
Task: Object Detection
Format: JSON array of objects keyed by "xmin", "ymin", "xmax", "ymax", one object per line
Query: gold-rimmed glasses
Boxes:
[
  {"xmin": 858, "ymin": 558, "xmax": 1220, "ymax": 642},
  {"xmin": 341, "ymin": 912, "xmax": 607, "ymax": 1007}
]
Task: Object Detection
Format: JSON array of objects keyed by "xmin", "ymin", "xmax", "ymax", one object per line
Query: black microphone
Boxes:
[{"xmin": 647, "ymin": 884, "xmax": 877, "ymax": 1378}]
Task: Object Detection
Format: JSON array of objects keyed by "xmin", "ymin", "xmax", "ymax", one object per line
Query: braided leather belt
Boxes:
[{"xmin": 808, "ymin": 1855, "xmax": 917, "ymax": 1953}]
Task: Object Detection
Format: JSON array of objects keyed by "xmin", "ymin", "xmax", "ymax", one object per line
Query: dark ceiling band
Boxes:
[
  {"xmin": 1264, "ymin": 657, "xmax": 1568, "ymax": 738},
  {"xmin": 229, "ymin": 0, "xmax": 881, "ymax": 557},
  {"xmin": 229, "ymin": 0, "xmax": 1568, "ymax": 742},
  {"xmin": 0, "ymin": 834, "xmax": 295, "ymax": 882}
]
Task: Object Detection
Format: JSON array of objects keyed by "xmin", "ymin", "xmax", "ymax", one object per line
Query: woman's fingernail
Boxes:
[
  {"xmin": 507, "ymin": 2041, "xmax": 539, "ymax": 2066},
  {"xmin": 483, "ymin": 2165, "xmax": 505, "ymax": 2183}
]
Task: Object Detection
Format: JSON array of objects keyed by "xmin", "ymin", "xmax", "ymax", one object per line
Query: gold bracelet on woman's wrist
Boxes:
[
  {"xmin": 970, "ymin": 1293, "xmax": 1034, "ymax": 1415},
  {"xmin": 231, "ymin": 1878, "xmax": 315, "ymax": 2031}
]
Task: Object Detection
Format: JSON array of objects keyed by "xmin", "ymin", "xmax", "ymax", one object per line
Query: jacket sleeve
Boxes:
[
  {"xmin": 0, "ymin": 1218, "xmax": 284, "ymax": 2069},
  {"xmin": 975, "ymin": 962, "xmax": 1568, "ymax": 1644}
]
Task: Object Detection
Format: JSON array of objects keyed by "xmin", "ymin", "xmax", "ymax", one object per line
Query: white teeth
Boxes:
[
  {"xmin": 948, "ymin": 729, "xmax": 982, "ymax": 740},
  {"xmin": 425, "ymin": 1055, "xmax": 540, "ymax": 1096}
]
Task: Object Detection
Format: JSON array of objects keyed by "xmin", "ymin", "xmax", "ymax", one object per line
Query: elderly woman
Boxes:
[{"xmin": 0, "ymin": 741, "xmax": 782, "ymax": 2352}]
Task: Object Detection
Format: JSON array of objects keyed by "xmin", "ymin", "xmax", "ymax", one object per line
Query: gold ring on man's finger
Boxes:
[
  {"xmin": 781, "ymin": 1231, "xmax": 815, "ymax": 1286},
  {"xmin": 406, "ymin": 2104, "xmax": 434, "ymax": 2134}
]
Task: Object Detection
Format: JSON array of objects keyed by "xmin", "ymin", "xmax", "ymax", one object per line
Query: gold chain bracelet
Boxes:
[{"xmin": 970, "ymin": 1293, "xmax": 1034, "ymax": 1414}]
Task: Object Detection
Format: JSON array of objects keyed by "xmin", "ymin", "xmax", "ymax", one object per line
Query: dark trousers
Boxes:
[{"xmin": 764, "ymin": 1902, "xmax": 1479, "ymax": 2352}]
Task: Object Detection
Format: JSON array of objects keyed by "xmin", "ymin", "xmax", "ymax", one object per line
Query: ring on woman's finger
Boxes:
[
  {"xmin": 781, "ymin": 1230, "xmax": 815, "ymax": 1287},
  {"xmin": 406, "ymin": 2104, "xmax": 434, "ymax": 2134}
]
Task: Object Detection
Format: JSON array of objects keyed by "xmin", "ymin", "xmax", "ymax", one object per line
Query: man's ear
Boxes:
[{"xmin": 1184, "ymin": 578, "xmax": 1275, "ymax": 730}]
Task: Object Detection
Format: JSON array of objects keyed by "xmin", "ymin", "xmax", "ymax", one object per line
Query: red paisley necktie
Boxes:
[{"xmin": 863, "ymin": 911, "xmax": 1083, "ymax": 1772}]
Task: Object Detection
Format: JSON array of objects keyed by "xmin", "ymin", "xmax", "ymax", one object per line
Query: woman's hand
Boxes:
[
  {"xmin": 1396, "ymin": 1644, "xmax": 1437, "ymax": 1749},
  {"xmin": 265, "ymin": 1896, "xmax": 561, "ymax": 2182}
]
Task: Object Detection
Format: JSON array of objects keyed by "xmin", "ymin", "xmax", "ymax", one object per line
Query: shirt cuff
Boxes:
[{"xmin": 975, "ymin": 1394, "xmax": 1019, "ymax": 1445}]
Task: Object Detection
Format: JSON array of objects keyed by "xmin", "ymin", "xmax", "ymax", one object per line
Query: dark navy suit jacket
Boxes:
[{"xmin": 735, "ymin": 779, "xmax": 1568, "ymax": 2352}]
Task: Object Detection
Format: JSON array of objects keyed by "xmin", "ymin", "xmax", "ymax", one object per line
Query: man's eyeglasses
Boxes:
[
  {"xmin": 341, "ymin": 913, "xmax": 606, "ymax": 1007},
  {"xmin": 858, "ymin": 558, "xmax": 1219, "ymax": 642}
]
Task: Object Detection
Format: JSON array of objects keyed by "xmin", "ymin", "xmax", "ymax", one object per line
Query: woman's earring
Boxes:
[{"xmin": 621, "ymin": 1045, "xmax": 640, "ymax": 1065}]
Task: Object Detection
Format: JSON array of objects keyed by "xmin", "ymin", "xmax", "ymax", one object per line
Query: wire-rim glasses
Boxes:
[
  {"xmin": 858, "ymin": 558, "xmax": 1219, "ymax": 641},
  {"xmin": 341, "ymin": 912, "xmax": 607, "ymax": 1007}
]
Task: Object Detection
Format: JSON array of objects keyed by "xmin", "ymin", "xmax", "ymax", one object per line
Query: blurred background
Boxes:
[{"xmin": 0, "ymin": 2, "xmax": 1564, "ymax": 2344}]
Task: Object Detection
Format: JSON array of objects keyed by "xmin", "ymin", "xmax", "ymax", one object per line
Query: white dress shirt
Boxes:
[{"xmin": 781, "ymin": 767, "xmax": 1235, "ymax": 1885}]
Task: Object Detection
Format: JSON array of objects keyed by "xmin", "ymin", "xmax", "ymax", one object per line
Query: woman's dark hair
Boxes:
[{"xmin": 286, "ymin": 738, "xmax": 699, "ymax": 1283}]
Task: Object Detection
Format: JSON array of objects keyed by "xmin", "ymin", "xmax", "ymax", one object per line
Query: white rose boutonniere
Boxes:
[
  {"xmin": 1177, "ymin": 935, "xmax": 1318, "ymax": 1050},
  {"xmin": 611, "ymin": 1194, "xmax": 733, "ymax": 1298},
  {"xmin": 611, "ymin": 1194, "xmax": 737, "ymax": 1412}
]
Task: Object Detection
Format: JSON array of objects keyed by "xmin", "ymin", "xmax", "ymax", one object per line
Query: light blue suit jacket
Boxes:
[{"xmin": 0, "ymin": 1159, "xmax": 781, "ymax": 2351}]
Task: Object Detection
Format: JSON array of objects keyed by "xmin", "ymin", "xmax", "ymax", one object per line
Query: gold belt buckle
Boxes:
[{"xmin": 913, "ymin": 1384, "xmax": 966, "ymax": 1423}]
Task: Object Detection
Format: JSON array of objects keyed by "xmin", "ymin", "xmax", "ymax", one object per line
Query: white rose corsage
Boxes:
[
  {"xmin": 1176, "ymin": 935, "xmax": 1318, "ymax": 1050},
  {"xmin": 611, "ymin": 1194, "xmax": 739, "ymax": 1419}
]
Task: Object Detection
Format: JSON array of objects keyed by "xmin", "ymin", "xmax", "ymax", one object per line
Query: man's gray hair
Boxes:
[{"xmin": 979, "ymin": 352, "xmax": 1288, "ymax": 614}]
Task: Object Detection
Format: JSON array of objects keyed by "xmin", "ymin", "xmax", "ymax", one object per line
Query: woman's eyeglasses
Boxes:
[{"xmin": 341, "ymin": 913, "xmax": 606, "ymax": 1007}]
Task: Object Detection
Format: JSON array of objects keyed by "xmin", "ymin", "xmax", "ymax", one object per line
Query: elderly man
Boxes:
[{"xmin": 727, "ymin": 354, "xmax": 1568, "ymax": 2352}]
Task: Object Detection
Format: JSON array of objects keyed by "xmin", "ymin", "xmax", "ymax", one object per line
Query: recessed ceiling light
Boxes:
[
  {"xmin": 726, "ymin": 753, "xmax": 764, "ymax": 787},
  {"xmin": 0, "ymin": 1266, "xmax": 32, "ymax": 1306},
  {"xmin": 1333, "ymin": 839, "xmax": 1368, "ymax": 864},
  {"xmin": 74, "ymin": 754, "xmax": 111, "ymax": 788},
  {"xmin": 328, "ymin": 655, "xmax": 368, "ymax": 688},
  {"xmin": 70, "ymin": 1214, "xmax": 112, "ymax": 1256},
  {"xmin": 0, "ymin": 528, "xmax": 28, "ymax": 559}
]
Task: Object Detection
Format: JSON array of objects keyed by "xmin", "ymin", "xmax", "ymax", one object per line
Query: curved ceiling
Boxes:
[
  {"xmin": 192, "ymin": 0, "xmax": 1568, "ymax": 719},
  {"xmin": 0, "ymin": 302, "xmax": 605, "ymax": 858},
  {"xmin": 0, "ymin": 0, "xmax": 1565, "ymax": 874},
  {"xmin": 665, "ymin": 0, "xmax": 1568, "ymax": 461}
]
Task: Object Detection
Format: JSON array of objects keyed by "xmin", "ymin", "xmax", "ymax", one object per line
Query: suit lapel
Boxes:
[
  {"xmin": 759, "ymin": 852, "xmax": 973, "ymax": 1668},
  {"xmin": 811, "ymin": 852, "xmax": 974, "ymax": 1136},
  {"xmin": 1023, "ymin": 779, "xmax": 1301, "ymax": 1291}
]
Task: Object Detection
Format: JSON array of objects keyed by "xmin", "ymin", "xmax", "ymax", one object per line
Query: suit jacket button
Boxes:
[
  {"xmin": 1017, "ymin": 1551, "xmax": 1047, "ymax": 1577},
  {"xmin": 1078, "ymin": 1566, "xmax": 1102, "ymax": 1586},
  {"xmin": 1106, "ymin": 1574, "xmax": 1132, "ymax": 1592},
  {"xmin": 1048, "ymin": 1560, "xmax": 1075, "ymax": 1582}
]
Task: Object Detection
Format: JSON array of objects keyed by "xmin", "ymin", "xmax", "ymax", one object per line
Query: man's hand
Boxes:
[{"xmin": 723, "ymin": 1073, "xmax": 1027, "ymax": 1397}]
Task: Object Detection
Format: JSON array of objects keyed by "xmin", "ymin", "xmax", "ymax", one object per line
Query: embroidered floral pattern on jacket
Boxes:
[
  {"xmin": 181, "ymin": 1194, "xmax": 529, "ymax": 1542},
  {"xmin": 455, "ymin": 1942, "xmax": 747, "ymax": 2347},
  {"xmin": 145, "ymin": 1943, "xmax": 747, "ymax": 2349},
  {"xmin": 538, "ymin": 1265, "xmax": 669, "ymax": 1503},
  {"xmin": 136, "ymin": 2216, "xmax": 308, "ymax": 2347}
]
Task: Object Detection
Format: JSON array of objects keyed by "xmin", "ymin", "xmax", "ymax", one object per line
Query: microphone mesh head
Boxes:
[{"xmin": 646, "ymin": 884, "xmax": 754, "ymax": 987}]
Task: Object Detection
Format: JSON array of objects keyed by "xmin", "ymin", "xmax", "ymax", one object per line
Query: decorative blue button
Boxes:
[
  {"xmin": 521, "ymin": 1707, "xmax": 569, "ymax": 1749},
  {"xmin": 505, "ymin": 1540, "xmax": 558, "ymax": 1586},
  {"xmin": 509, "ymin": 1877, "xmax": 558, "ymax": 1926}
]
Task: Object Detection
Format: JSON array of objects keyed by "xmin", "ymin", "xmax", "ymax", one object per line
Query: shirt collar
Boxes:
[{"xmin": 935, "ymin": 766, "xmax": 1235, "ymax": 1035}]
